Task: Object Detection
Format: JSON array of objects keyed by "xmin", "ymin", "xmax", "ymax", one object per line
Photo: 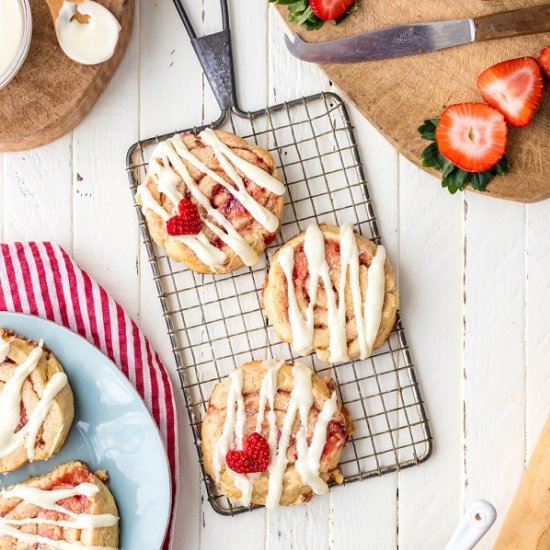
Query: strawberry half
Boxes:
[
  {"xmin": 309, "ymin": 0, "xmax": 355, "ymax": 21},
  {"xmin": 435, "ymin": 103, "xmax": 507, "ymax": 172},
  {"xmin": 476, "ymin": 57, "xmax": 543, "ymax": 127},
  {"xmin": 540, "ymin": 46, "xmax": 550, "ymax": 79}
]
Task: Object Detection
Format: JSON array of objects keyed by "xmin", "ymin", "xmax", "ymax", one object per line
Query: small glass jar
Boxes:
[{"xmin": 0, "ymin": 0, "xmax": 32, "ymax": 90}]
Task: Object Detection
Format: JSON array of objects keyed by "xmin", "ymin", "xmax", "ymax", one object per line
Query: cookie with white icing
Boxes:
[
  {"xmin": 0, "ymin": 329, "xmax": 74, "ymax": 473},
  {"xmin": 201, "ymin": 360, "xmax": 353, "ymax": 508},
  {"xmin": 263, "ymin": 224, "xmax": 399, "ymax": 363},
  {"xmin": 136, "ymin": 128, "xmax": 285, "ymax": 274},
  {"xmin": 0, "ymin": 460, "xmax": 119, "ymax": 549}
]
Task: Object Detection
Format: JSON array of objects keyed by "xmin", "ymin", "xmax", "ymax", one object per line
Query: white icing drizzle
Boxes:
[
  {"xmin": 0, "ymin": 336, "xmax": 11, "ymax": 363},
  {"xmin": 212, "ymin": 369, "xmax": 253, "ymax": 506},
  {"xmin": 201, "ymin": 129, "xmax": 285, "ymax": 196},
  {"xmin": 279, "ymin": 224, "xmax": 387, "ymax": 363},
  {"xmin": 200, "ymin": 128, "xmax": 282, "ymax": 232},
  {"xmin": 295, "ymin": 393, "xmax": 337, "ymax": 494},
  {"xmin": 136, "ymin": 178, "xmax": 227, "ymax": 269},
  {"xmin": 213, "ymin": 368, "xmax": 245, "ymax": 479},
  {"xmin": 170, "ymin": 136, "xmax": 259, "ymax": 266},
  {"xmin": 232, "ymin": 473, "xmax": 253, "ymax": 508},
  {"xmin": 25, "ymin": 373, "xmax": 68, "ymax": 461},
  {"xmin": 256, "ymin": 360, "xmax": 283, "ymax": 455},
  {"xmin": 0, "ymin": 342, "xmax": 69, "ymax": 461},
  {"xmin": 0, "ymin": 482, "xmax": 118, "ymax": 549},
  {"xmin": 136, "ymin": 129, "xmax": 285, "ymax": 269},
  {"xmin": 364, "ymin": 242, "xmax": 387, "ymax": 354},
  {"xmin": 213, "ymin": 361, "xmax": 338, "ymax": 509},
  {"xmin": 266, "ymin": 363, "xmax": 313, "ymax": 509}
]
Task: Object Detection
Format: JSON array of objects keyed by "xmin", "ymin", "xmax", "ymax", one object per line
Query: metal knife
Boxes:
[{"xmin": 285, "ymin": 4, "xmax": 550, "ymax": 63}]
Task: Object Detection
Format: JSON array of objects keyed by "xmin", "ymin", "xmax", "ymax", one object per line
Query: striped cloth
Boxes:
[{"xmin": 0, "ymin": 242, "xmax": 178, "ymax": 550}]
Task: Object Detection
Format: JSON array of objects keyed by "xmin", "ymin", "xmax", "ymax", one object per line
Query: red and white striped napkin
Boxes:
[{"xmin": 0, "ymin": 242, "xmax": 178, "ymax": 550}]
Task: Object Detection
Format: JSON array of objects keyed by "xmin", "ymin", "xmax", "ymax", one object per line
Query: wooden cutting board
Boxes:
[
  {"xmin": 277, "ymin": 1, "xmax": 550, "ymax": 202},
  {"xmin": 494, "ymin": 413, "xmax": 550, "ymax": 548},
  {"xmin": 0, "ymin": 0, "xmax": 134, "ymax": 152}
]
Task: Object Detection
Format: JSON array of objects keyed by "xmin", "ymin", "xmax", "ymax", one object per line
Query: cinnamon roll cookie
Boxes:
[
  {"xmin": 201, "ymin": 360, "xmax": 353, "ymax": 508},
  {"xmin": 0, "ymin": 329, "xmax": 74, "ymax": 473},
  {"xmin": 263, "ymin": 224, "xmax": 399, "ymax": 363},
  {"xmin": 0, "ymin": 460, "xmax": 119, "ymax": 549},
  {"xmin": 136, "ymin": 128, "xmax": 286, "ymax": 274}
]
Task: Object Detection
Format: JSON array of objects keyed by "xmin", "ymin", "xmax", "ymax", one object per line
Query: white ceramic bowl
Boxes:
[{"xmin": 0, "ymin": 0, "xmax": 32, "ymax": 90}]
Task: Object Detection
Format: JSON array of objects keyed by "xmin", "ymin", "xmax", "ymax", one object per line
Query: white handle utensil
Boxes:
[{"xmin": 445, "ymin": 500, "xmax": 497, "ymax": 550}]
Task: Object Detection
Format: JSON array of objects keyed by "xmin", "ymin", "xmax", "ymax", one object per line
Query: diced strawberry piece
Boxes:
[
  {"xmin": 47, "ymin": 466, "xmax": 95, "ymax": 514},
  {"xmin": 264, "ymin": 233, "xmax": 277, "ymax": 246},
  {"xmin": 309, "ymin": 0, "xmax": 354, "ymax": 21},
  {"xmin": 226, "ymin": 432, "xmax": 270, "ymax": 474},
  {"xmin": 540, "ymin": 46, "xmax": 550, "ymax": 79},
  {"xmin": 51, "ymin": 467, "xmax": 93, "ymax": 488},
  {"xmin": 37, "ymin": 511, "xmax": 64, "ymax": 540},
  {"xmin": 17, "ymin": 401, "xmax": 28, "ymax": 431},
  {"xmin": 435, "ymin": 103, "xmax": 507, "ymax": 172},
  {"xmin": 476, "ymin": 57, "xmax": 543, "ymax": 127}
]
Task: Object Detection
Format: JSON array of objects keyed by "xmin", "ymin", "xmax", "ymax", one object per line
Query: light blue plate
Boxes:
[{"xmin": 0, "ymin": 312, "xmax": 171, "ymax": 550}]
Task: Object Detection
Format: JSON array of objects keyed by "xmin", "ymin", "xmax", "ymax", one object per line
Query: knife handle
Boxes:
[{"xmin": 475, "ymin": 4, "xmax": 550, "ymax": 41}]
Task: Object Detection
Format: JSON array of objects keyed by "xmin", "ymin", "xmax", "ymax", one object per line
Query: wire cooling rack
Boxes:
[{"xmin": 126, "ymin": 92, "xmax": 432, "ymax": 515}]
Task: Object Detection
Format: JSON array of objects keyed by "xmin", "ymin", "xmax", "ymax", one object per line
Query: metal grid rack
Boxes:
[{"xmin": 126, "ymin": 92, "xmax": 432, "ymax": 515}]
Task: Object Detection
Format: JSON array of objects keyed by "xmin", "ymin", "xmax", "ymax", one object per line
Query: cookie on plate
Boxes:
[
  {"xmin": 0, "ymin": 329, "xmax": 74, "ymax": 473},
  {"xmin": 263, "ymin": 223, "xmax": 399, "ymax": 363},
  {"xmin": 201, "ymin": 360, "xmax": 353, "ymax": 508},
  {"xmin": 0, "ymin": 460, "xmax": 119, "ymax": 548},
  {"xmin": 136, "ymin": 128, "xmax": 286, "ymax": 274}
]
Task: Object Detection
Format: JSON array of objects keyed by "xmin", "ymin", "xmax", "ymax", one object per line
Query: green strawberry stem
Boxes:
[
  {"xmin": 270, "ymin": 0, "xmax": 358, "ymax": 31},
  {"xmin": 418, "ymin": 118, "xmax": 510, "ymax": 194}
]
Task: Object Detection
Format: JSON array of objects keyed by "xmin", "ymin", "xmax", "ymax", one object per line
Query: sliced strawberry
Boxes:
[
  {"xmin": 309, "ymin": 0, "xmax": 354, "ymax": 21},
  {"xmin": 435, "ymin": 103, "xmax": 507, "ymax": 172},
  {"xmin": 476, "ymin": 57, "xmax": 543, "ymax": 127},
  {"xmin": 540, "ymin": 46, "xmax": 550, "ymax": 79}
]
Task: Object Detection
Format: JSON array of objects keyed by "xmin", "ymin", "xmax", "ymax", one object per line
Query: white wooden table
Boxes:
[{"xmin": 1, "ymin": 2, "xmax": 547, "ymax": 549}]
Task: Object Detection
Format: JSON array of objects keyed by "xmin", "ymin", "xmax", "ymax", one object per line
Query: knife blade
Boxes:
[{"xmin": 285, "ymin": 4, "xmax": 550, "ymax": 64}]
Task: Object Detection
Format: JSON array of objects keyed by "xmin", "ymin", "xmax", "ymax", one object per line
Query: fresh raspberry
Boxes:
[
  {"xmin": 166, "ymin": 199, "xmax": 202, "ymax": 236},
  {"xmin": 226, "ymin": 432, "xmax": 270, "ymax": 474},
  {"xmin": 178, "ymin": 199, "xmax": 202, "ymax": 233},
  {"xmin": 166, "ymin": 216, "xmax": 184, "ymax": 236}
]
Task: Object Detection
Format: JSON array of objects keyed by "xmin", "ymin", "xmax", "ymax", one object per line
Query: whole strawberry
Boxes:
[
  {"xmin": 310, "ymin": 0, "xmax": 355, "ymax": 21},
  {"xmin": 269, "ymin": 0, "xmax": 358, "ymax": 31},
  {"xmin": 166, "ymin": 199, "xmax": 202, "ymax": 236}
]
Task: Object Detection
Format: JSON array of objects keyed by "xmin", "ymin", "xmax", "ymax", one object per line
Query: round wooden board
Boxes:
[
  {"xmin": 278, "ymin": 1, "xmax": 550, "ymax": 202},
  {"xmin": 0, "ymin": 0, "xmax": 134, "ymax": 152}
]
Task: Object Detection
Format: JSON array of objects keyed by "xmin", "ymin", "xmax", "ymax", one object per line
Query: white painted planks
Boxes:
[
  {"xmin": 2, "ymin": 137, "xmax": 73, "ymax": 251},
  {"xmin": 463, "ymin": 195, "xmax": 526, "ymax": 549},
  {"xmin": 397, "ymin": 158, "xmax": 463, "ymax": 550}
]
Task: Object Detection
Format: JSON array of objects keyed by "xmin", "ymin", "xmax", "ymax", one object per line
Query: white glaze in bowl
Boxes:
[{"xmin": 0, "ymin": 0, "xmax": 32, "ymax": 90}]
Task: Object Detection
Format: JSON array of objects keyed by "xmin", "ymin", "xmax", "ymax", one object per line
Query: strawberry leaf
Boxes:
[{"xmin": 419, "ymin": 117, "xmax": 510, "ymax": 194}]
